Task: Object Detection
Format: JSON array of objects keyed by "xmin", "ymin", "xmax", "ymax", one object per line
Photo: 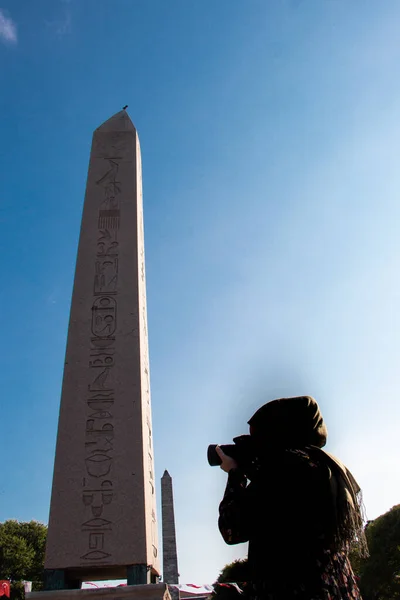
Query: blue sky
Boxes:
[{"xmin": 2, "ymin": 0, "xmax": 400, "ymax": 586}]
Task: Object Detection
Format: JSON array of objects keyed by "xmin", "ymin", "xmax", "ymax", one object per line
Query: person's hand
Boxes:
[{"xmin": 216, "ymin": 446, "xmax": 238, "ymax": 473}]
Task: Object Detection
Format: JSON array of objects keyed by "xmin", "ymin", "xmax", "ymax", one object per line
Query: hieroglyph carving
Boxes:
[{"xmin": 80, "ymin": 156, "xmax": 122, "ymax": 562}]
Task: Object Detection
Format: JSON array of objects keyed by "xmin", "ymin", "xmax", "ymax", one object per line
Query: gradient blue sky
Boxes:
[{"xmin": 2, "ymin": 0, "xmax": 400, "ymax": 586}]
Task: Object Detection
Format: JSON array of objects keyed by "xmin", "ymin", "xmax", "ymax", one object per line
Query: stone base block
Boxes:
[{"xmin": 27, "ymin": 584, "xmax": 170, "ymax": 600}]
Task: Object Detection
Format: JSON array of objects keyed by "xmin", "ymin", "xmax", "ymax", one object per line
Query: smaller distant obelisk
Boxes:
[{"xmin": 161, "ymin": 471, "xmax": 179, "ymax": 587}]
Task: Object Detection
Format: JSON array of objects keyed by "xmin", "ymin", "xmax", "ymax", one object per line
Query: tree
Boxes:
[
  {"xmin": 352, "ymin": 505, "xmax": 400, "ymax": 600},
  {"xmin": 210, "ymin": 559, "xmax": 250, "ymax": 600},
  {"xmin": 0, "ymin": 521, "xmax": 47, "ymax": 600}
]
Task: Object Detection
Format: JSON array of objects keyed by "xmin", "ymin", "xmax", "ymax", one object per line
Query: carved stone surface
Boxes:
[
  {"xmin": 161, "ymin": 471, "xmax": 179, "ymax": 585},
  {"xmin": 45, "ymin": 111, "xmax": 160, "ymax": 583}
]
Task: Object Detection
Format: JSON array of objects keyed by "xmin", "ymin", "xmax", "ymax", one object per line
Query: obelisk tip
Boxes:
[{"xmin": 96, "ymin": 109, "xmax": 136, "ymax": 133}]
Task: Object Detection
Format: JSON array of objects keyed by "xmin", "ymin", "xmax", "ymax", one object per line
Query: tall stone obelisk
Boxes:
[
  {"xmin": 161, "ymin": 471, "xmax": 179, "ymax": 586},
  {"xmin": 44, "ymin": 110, "xmax": 160, "ymax": 589}
]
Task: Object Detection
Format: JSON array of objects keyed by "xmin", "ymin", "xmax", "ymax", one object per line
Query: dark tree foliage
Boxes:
[
  {"xmin": 0, "ymin": 520, "xmax": 47, "ymax": 600},
  {"xmin": 351, "ymin": 505, "xmax": 400, "ymax": 600},
  {"xmin": 211, "ymin": 559, "xmax": 251, "ymax": 600}
]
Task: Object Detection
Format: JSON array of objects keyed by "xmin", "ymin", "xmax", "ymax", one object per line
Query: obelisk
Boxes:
[
  {"xmin": 44, "ymin": 110, "xmax": 160, "ymax": 589},
  {"xmin": 161, "ymin": 471, "xmax": 179, "ymax": 586}
]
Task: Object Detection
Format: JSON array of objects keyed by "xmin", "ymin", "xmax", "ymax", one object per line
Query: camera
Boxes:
[{"xmin": 207, "ymin": 435, "xmax": 257, "ymax": 477}]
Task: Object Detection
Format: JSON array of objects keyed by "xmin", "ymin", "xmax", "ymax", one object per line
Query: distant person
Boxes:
[{"xmin": 216, "ymin": 396, "xmax": 367, "ymax": 599}]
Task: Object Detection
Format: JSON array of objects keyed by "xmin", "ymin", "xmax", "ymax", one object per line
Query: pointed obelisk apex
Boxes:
[
  {"xmin": 95, "ymin": 110, "xmax": 136, "ymax": 133},
  {"xmin": 161, "ymin": 471, "xmax": 179, "ymax": 586},
  {"xmin": 44, "ymin": 112, "xmax": 160, "ymax": 588}
]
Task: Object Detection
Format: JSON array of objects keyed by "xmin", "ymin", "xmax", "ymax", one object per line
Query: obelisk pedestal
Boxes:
[
  {"xmin": 27, "ymin": 584, "xmax": 171, "ymax": 600},
  {"xmin": 43, "ymin": 110, "xmax": 159, "ymax": 589}
]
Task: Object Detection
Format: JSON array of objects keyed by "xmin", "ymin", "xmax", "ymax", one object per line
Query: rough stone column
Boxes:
[
  {"xmin": 161, "ymin": 471, "xmax": 179, "ymax": 586},
  {"xmin": 44, "ymin": 110, "xmax": 160, "ymax": 587}
]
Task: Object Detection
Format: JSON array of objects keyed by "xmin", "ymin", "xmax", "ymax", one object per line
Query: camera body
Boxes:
[{"xmin": 207, "ymin": 434, "xmax": 257, "ymax": 478}]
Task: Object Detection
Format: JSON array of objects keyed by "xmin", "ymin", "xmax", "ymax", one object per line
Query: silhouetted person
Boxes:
[{"xmin": 217, "ymin": 396, "xmax": 368, "ymax": 599}]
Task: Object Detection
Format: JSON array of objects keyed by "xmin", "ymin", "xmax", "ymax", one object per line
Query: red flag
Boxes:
[{"xmin": 0, "ymin": 581, "xmax": 10, "ymax": 598}]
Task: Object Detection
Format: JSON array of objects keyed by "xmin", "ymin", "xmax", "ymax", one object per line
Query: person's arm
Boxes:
[{"xmin": 216, "ymin": 447, "xmax": 251, "ymax": 545}]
